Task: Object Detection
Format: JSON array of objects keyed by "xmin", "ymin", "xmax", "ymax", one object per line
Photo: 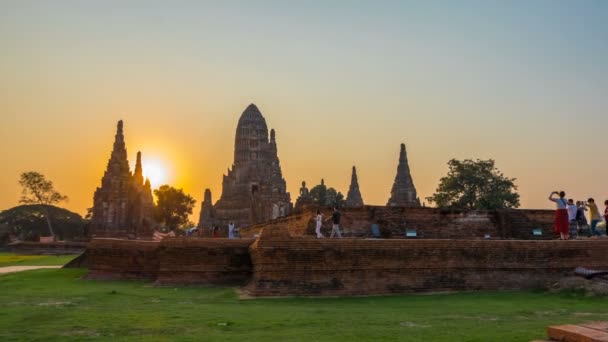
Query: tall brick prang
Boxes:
[
  {"xmin": 91, "ymin": 121, "xmax": 156, "ymax": 239},
  {"xmin": 345, "ymin": 166, "xmax": 364, "ymax": 207},
  {"xmin": 199, "ymin": 104, "xmax": 292, "ymax": 229},
  {"xmin": 387, "ymin": 143, "xmax": 421, "ymax": 207}
]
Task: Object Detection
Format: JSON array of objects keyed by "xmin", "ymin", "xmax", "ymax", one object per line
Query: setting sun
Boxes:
[{"xmin": 141, "ymin": 158, "xmax": 170, "ymax": 189}]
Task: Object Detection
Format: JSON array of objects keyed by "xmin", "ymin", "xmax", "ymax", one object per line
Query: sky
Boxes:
[{"xmin": 1, "ymin": 0, "xmax": 607, "ymax": 218}]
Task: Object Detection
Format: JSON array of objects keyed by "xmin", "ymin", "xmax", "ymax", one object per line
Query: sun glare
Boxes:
[{"xmin": 142, "ymin": 158, "xmax": 169, "ymax": 189}]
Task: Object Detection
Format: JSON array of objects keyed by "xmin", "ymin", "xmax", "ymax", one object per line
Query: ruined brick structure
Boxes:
[
  {"xmin": 197, "ymin": 189, "xmax": 215, "ymax": 229},
  {"xmin": 85, "ymin": 215, "xmax": 608, "ymax": 296},
  {"xmin": 198, "ymin": 104, "xmax": 292, "ymax": 229},
  {"xmin": 90, "ymin": 121, "xmax": 156, "ymax": 239},
  {"xmin": 238, "ymin": 206, "xmax": 556, "ymax": 240},
  {"xmin": 345, "ymin": 166, "xmax": 364, "ymax": 207},
  {"xmin": 387, "ymin": 143, "xmax": 421, "ymax": 207}
]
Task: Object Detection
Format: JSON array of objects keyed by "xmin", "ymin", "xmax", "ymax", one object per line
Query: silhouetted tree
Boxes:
[
  {"xmin": 153, "ymin": 185, "xmax": 196, "ymax": 231},
  {"xmin": 0, "ymin": 204, "xmax": 87, "ymax": 242},
  {"xmin": 309, "ymin": 180, "xmax": 346, "ymax": 208},
  {"xmin": 19, "ymin": 171, "xmax": 68, "ymax": 240},
  {"xmin": 426, "ymin": 159, "xmax": 520, "ymax": 210}
]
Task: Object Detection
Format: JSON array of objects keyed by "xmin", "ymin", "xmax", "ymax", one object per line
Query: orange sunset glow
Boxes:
[{"xmin": 1, "ymin": 1, "xmax": 607, "ymax": 220}]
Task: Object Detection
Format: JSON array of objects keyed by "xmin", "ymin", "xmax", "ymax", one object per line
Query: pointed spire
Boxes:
[
  {"xmin": 321, "ymin": 178, "xmax": 325, "ymax": 186},
  {"xmin": 387, "ymin": 143, "xmax": 420, "ymax": 207},
  {"xmin": 399, "ymin": 143, "xmax": 407, "ymax": 162},
  {"xmin": 346, "ymin": 166, "xmax": 364, "ymax": 207},
  {"xmin": 111, "ymin": 120, "xmax": 127, "ymax": 162},
  {"xmin": 197, "ymin": 188, "xmax": 215, "ymax": 229},
  {"xmin": 270, "ymin": 129, "xmax": 276, "ymax": 144},
  {"xmin": 144, "ymin": 177, "xmax": 151, "ymax": 189},
  {"xmin": 134, "ymin": 151, "xmax": 144, "ymax": 186}
]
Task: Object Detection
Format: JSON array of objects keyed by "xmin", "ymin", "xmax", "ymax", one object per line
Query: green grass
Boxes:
[
  {"xmin": 0, "ymin": 252, "xmax": 76, "ymax": 267},
  {"xmin": 1, "ymin": 269, "xmax": 608, "ymax": 341}
]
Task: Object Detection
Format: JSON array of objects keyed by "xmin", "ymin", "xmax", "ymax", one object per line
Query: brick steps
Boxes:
[{"xmin": 536, "ymin": 322, "xmax": 608, "ymax": 342}]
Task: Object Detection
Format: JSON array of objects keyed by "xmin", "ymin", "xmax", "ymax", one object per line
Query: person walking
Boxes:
[
  {"xmin": 315, "ymin": 210, "xmax": 324, "ymax": 238},
  {"xmin": 228, "ymin": 221, "xmax": 235, "ymax": 239},
  {"xmin": 328, "ymin": 207, "xmax": 342, "ymax": 239},
  {"xmin": 549, "ymin": 191, "xmax": 569, "ymax": 240},
  {"xmin": 212, "ymin": 225, "xmax": 219, "ymax": 238},
  {"xmin": 585, "ymin": 198, "xmax": 602, "ymax": 237}
]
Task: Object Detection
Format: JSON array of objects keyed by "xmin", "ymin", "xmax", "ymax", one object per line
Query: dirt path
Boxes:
[{"xmin": 0, "ymin": 266, "xmax": 62, "ymax": 274}]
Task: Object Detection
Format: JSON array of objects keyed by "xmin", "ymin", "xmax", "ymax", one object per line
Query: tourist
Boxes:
[
  {"xmin": 327, "ymin": 207, "xmax": 342, "ymax": 239},
  {"xmin": 575, "ymin": 201, "xmax": 588, "ymax": 237},
  {"xmin": 228, "ymin": 221, "xmax": 235, "ymax": 239},
  {"xmin": 315, "ymin": 209, "xmax": 324, "ymax": 238},
  {"xmin": 604, "ymin": 200, "xmax": 608, "ymax": 227},
  {"xmin": 548, "ymin": 191, "xmax": 569, "ymax": 240},
  {"xmin": 212, "ymin": 225, "xmax": 219, "ymax": 238},
  {"xmin": 586, "ymin": 199, "xmax": 602, "ymax": 237},
  {"xmin": 566, "ymin": 199, "xmax": 578, "ymax": 238}
]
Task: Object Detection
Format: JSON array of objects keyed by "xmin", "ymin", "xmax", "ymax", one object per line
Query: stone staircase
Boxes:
[{"xmin": 532, "ymin": 322, "xmax": 608, "ymax": 341}]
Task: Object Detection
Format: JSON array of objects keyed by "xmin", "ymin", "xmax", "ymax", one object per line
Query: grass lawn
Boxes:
[
  {"xmin": 1, "ymin": 269, "xmax": 608, "ymax": 341},
  {"xmin": 0, "ymin": 252, "xmax": 77, "ymax": 267}
]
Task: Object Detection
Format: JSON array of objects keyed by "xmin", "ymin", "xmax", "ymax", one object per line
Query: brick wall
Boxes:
[
  {"xmin": 85, "ymin": 238, "xmax": 160, "ymax": 280},
  {"xmin": 84, "ymin": 237, "xmax": 255, "ymax": 285},
  {"xmin": 241, "ymin": 206, "xmax": 556, "ymax": 240},
  {"xmin": 155, "ymin": 237, "xmax": 255, "ymax": 286},
  {"xmin": 246, "ymin": 226, "xmax": 608, "ymax": 296}
]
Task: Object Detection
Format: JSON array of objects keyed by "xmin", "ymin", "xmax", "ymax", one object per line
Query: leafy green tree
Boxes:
[
  {"xmin": 153, "ymin": 185, "xmax": 196, "ymax": 231},
  {"xmin": 309, "ymin": 180, "xmax": 346, "ymax": 208},
  {"xmin": 19, "ymin": 171, "xmax": 68, "ymax": 240},
  {"xmin": 426, "ymin": 159, "xmax": 520, "ymax": 210}
]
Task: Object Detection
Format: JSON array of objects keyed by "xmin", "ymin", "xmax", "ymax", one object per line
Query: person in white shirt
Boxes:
[
  {"xmin": 566, "ymin": 199, "xmax": 578, "ymax": 238},
  {"xmin": 566, "ymin": 199, "xmax": 577, "ymax": 221},
  {"xmin": 315, "ymin": 210, "xmax": 324, "ymax": 238},
  {"xmin": 228, "ymin": 222, "xmax": 235, "ymax": 239}
]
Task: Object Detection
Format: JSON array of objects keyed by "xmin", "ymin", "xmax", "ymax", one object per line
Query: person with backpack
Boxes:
[
  {"xmin": 575, "ymin": 201, "xmax": 588, "ymax": 237},
  {"xmin": 549, "ymin": 191, "xmax": 569, "ymax": 240}
]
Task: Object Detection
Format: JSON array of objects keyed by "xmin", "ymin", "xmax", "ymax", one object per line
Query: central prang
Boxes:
[{"xmin": 198, "ymin": 104, "xmax": 292, "ymax": 229}]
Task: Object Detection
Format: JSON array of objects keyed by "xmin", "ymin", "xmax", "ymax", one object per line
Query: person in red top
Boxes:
[
  {"xmin": 549, "ymin": 191, "xmax": 569, "ymax": 240},
  {"xmin": 604, "ymin": 200, "xmax": 608, "ymax": 223}
]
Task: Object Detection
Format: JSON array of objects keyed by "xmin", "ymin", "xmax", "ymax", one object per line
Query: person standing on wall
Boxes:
[
  {"xmin": 549, "ymin": 191, "xmax": 570, "ymax": 240},
  {"xmin": 228, "ymin": 221, "xmax": 235, "ymax": 239},
  {"xmin": 566, "ymin": 199, "xmax": 578, "ymax": 239},
  {"xmin": 327, "ymin": 207, "xmax": 342, "ymax": 239},
  {"xmin": 315, "ymin": 209, "xmax": 324, "ymax": 238},
  {"xmin": 604, "ymin": 200, "xmax": 608, "ymax": 228},
  {"xmin": 585, "ymin": 198, "xmax": 602, "ymax": 237}
]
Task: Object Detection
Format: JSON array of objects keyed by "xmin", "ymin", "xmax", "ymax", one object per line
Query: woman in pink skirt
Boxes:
[{"xmin": 549, "ymin": 191, "xmax": 570, "ymax": 240}]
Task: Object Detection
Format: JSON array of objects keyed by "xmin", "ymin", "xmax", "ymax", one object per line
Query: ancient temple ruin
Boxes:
[
  {"xmin": 90, "ymin": 121, "xmax": 156, "ymax": 238},
  {"xmin": 197, "ymin": 189, "xmax": 215, "ymax": 228},
  {"xmin": 345, "ymin": 166, "xmax": 364, "ymax": 207},
  {"xmin": 387, "ymin": 143, "xmax": 421, "ymax": 207},
  {"xmin": 198, "ymin": 104, "xmax": 292, "ymax": 228}
]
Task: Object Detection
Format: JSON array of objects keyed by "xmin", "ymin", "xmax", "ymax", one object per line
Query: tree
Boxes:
[
  {"xmin": 309, "ymin": 180, "xmax": 346, "ymax": 208},
  {"xmin": 426, "ymin": 159, "xmax": 520, "ymax": 210},
  {"xmin": 0, "ymin": 204, "xmax": 87, "ymax": 242},
  {"xmin": 19, "ymin": 171, "xmax": 68, "ymax": 240},
  {"xmin": 153, "ymin": 185, "xmax": 196, "ymax": 231}
]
